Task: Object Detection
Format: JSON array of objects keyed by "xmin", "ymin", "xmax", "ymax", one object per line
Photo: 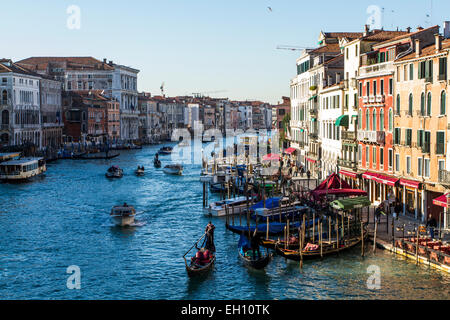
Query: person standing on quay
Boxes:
[{"xmin": 426, "ymin": 214, "xmax": 437, "ymax": 239}]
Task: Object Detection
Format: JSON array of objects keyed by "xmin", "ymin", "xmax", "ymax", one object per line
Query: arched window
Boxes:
[
  {"xmin": 408, "ymin": 93, "xmax": 413, "ymax": 116},
  {"xmin": 2, "ymin": 90, "xmax": 7, "ymax": 104},
  {"xmin": 1, "ymin": 110, "xmax": 9, "ymax": 125},
  {"xmin": 372, "ymin": 109, "xmax": 377, "ymax": 131},
  {"xmin": 440, "ymin": 91, "xmax": 446, "ymax": 115},
  {"xmin": 389, "ymin": 109, "xmax": 393, "ymax": 131},
  {"xmin": 365, "ymin": 109, "xmax": 369, "ymax": 130},
  {"xmin": 420, "ymin": 92, "xmax": 425, "ymax": 116},
  {"xmin": 396, "ymin": 94, "xmax": 401, "ymax": 114},
  {"xmin": 427, "ymin": 92, "xmax": 432, "ymax": 116},
  {"xmin": 379, "ymin": 109, "xmax": 384, "ymax": 130}
]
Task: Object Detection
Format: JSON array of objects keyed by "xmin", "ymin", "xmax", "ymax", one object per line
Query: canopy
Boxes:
[
  {"xmin": 262, "ymin": 153, "xmax": 280, "ymax": 161},
  {"xmin": 335, "ymin": 115, "xmax": 349, "ymax": 127},
  {"xmin": 285, "ymin": 147, "xmax": 296, "ymax": 155},
  {"xmin": 339, "ymin": 169, "xmax": 358, "ymax": 179},
  {"xmin": 399, "ymin": 179, "xmax": 421, "ymax": 189},
  {"xmin": 315, "ymin": 173, "xmax": 351, "ymax": 191},
  {"xmin": 433, "ymin": 194, "xmax": 449, "ymax": 208},
  {"xmin": 330, "ymin": 196, "xmax": 372, "ymax": 211},
  {"xmin": 362, "ymin": 172, "xmax": 398, "ymax": 187},
  {"xmin": 238, "ymin": 234, "xmax": 251, "ymax": 250},
  {"xmin": 308, "ymin": 95, "xmax": 317, "ymax": 101},
  {"xmin": 312, "ymin": 188, "xmax": 367, "ymax": 199},
  {"xmin": 251, "ymin": 197, "xmax": 281, "ymax": 211}
]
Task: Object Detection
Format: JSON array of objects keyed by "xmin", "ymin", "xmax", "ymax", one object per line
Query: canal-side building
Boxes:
[
  {"xmin": 0, "ymin": 59, "xmax": 42, "ymax": 149},
  {"xmin": 393, "ymin": 26, "xmax": 449, "ymax": 224},
  {"xmin": 338, "ymin": 28, "xmax": 409, "ymax": 187},
  {"xmin": 357, "ymin": 26, "xmax": 439, "ymax": 207},
  {"xmin": 319, "ymin": 80, "xmax": 344, "ymax": 179},
  {"xmin": 62, "ymin": 92, "xmax": 88, "ymax": 143},
  {"xmin": 40, "ymin": 76, "xmax": 63, "ymax": 149}
]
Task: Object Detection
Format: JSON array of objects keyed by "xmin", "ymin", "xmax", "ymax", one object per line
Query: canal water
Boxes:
[{"xmin": 0, "ymin": 144, "xmax": 449, "ymax": 300}]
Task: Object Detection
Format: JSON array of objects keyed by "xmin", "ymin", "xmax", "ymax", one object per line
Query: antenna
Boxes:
[
  {"xmin": 160, "ymin": 82, "xmax": 165, "ymax": 97},
  {"xmin": 276, "ymin": 45, "xmax": 314, "ymax": 51}
]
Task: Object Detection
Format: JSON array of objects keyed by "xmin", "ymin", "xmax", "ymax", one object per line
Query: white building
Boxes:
[{"xmin": 0, "ymin": 59, "xmax": 42, "ymax": 148}]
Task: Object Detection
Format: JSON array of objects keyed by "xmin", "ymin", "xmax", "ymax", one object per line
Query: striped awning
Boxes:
[
  {"xmin": 399, "ymin": 179, "xmax": 421, "ymax": 189},
  {"xmin": 362, "ymin": 172, "xmax": 399, "ymax": 187},
  {"xmin": 433, "ymin": 194, "xmax": 449, "ymax": 208},
  {"xmin": 340, "ymin": 170, "xmax": 358, "ymax": 179}
]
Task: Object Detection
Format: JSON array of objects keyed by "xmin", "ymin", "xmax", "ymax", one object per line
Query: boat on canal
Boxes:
[
  {"xmin": 110, "ymin": 204, "xmax": 136, "ymax": 227},
  {"xmin": 154, "ymin": 155, "xmax": 161, "ymax": 168},
  {"xmin": 163, "ymin": 164, "xmax": 183, "ymax": 175},
  {"xmin": 106, "ymin": 165, "xmax": 123, "ymax": 178},
  {"xmin": 135, "ymin": 166, "xmax": 145, "ymax": 176},
  {"xmin": 238, "ymin": 234, "xmax": 272, "ymax": 269},
  {"xmin": 158, "ymin": 146, "xmax": 173, "ymax": 155},
  {"xmin": 74, "ymin": 152, "xmax": 120, "ymax": 160},
  {"xmin": 203, "ymin": 196, "xmax": 250, "ymax": 217},
  {"xmin": 0, "ymin": 157, "xmax": 46, "ymax": 181},
  {"xmin": 183, "ymin": 230, "xmax": 216, "ymax": 277}
]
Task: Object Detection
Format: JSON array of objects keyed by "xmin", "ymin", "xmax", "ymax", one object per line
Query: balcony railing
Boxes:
[
  {"xmin": 341, "ymin": 131, "xmax": 356, "ymax": 141},
  {"xmin": 357, "ymin": 130, "xmax": 377, "ymax": 143},
  {"xmin": 439, "ymin": 170, "xmax": 450, "ymax": 185},
  {"xmin": 337, "ymin": 158, "xmax": 358, "ymax": 169}
]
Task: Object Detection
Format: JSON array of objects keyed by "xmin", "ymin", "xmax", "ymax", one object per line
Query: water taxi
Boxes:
[
  {"xmin": 203, "ymin": 196, "xmax": 249, "ymax": 217},
  {"xmin": 0, "ymin": 158, "xmax": 46, "ymax": 181},
  {"xmin": 163, "ymin": 164, "xmax": 183, "ymax": 175},
  {"xmin": 110, "ymin": 204, "xmax": 136, "ymax": 227},
  {"xmin": 106, "ymin": 166, "xmax": 123, "ymax": 178}
]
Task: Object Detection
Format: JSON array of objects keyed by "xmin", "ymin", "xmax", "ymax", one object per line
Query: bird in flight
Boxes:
[{"xmin": 267, "ymin": 6, "xmax": 272, "ymax": 12}]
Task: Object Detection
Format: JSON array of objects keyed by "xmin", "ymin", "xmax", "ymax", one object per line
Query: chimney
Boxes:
[
  {"xmin": 364, "ymin": 24, "xmax": 370, "ymax": 36},
  {"xmin": 108, "ymin": 60, "xmax": 113, "ymax": 66},
  {"xmin": 435, "ymin": 33, "xmax": 442, "ymax": 53},
  {"xmin": 406, "ymin": 27, "xmax": 411, "ymax": 33},
  {"xmin": 417, "ymin": 26, "xmax": 424, "ymax": 31},
  {"xmin": 103, "ymin": 58, "xmax": 107, "ymax": 63},
  {"xmin": 415, "ymin": 39, "xmax": 421, "ymax": 58},
  {"xmin": 444, "ymin": 21, "xmax": 450, "ymax": 39}
]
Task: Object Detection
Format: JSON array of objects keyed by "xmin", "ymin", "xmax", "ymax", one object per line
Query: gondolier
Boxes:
[{"xmin": 205, "ymin": 222, "xmax": 215, "ymax": 252}]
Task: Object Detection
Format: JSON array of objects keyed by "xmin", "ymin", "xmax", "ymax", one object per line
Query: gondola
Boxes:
[
  {"xmin": 154, "ymin": 158, "xmax": 161, "ymax": 168},
  {"xmin": 238, "ymin": 234, "xmax": 272, "ymax": 269},
  {"xmin": 183, "ymin": 232, "xmax": 216, "ymax": 277},
  {"xmin": 74, "ymin": 152, "xmax": 120, "ymax": 160},
  {"xmin": 274, "ymin": 230, "xmax": 368, "ymax": 261},
  {"xmin": 158, "ymin": 146, "xmax": 173, "ymax": 155}
]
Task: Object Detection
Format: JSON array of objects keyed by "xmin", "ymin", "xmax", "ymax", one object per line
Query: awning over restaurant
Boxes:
[
  {"xmin": 339, "ymin": 170, "xmax": 358, "ymax": 179},
  {"xmin": 312, "ymin": 189, "xmax": 367, "ymax": 198},
  {"xmin": 330, "ymin": 196, "xmax": 372, "ymax": 211},
  {"xmin": 433, "ymin": 194, "xmax": 449, "ymax": 208},
  {"xmin": 284, "ymin": 147, "xmax": 296, "ymax": 155},
  {"xmin": 335, "ymin": 115, "xmax": 349, "ymax": 127},
  {"xmin": 306, "ymin": 157, "xmax": 317, "ymax": 163},
  {"xmin": 399, "ymin": 179, "xmax": 421, "ymax": 189},
  {"xmin": 262, "ymin": 153, "xmax": 280, "ymax": 161},
  {"xmin": 362, "ymin": 172, "xmax": 399, "ymax": 186}
]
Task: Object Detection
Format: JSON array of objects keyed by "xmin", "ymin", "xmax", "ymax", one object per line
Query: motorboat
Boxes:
[
  {"xmin": 163, "ymin": 164, "xmax": 183, "ymax": 175},
  {"xmin": 110, "ymin": 204, "xmax": 136, "ymax": 227},
  {"xmin": 203, "ymin": 196, "xmax": 250, "ymax": 217},
  {"xmin": 158, "ymin": 146, "xmax": 173, "ymax": 155},
  {"xmin": 105, "ymin": 165, "xmax": 123, "ymax": 178},
  {"xmin": 0, "ymin": 157, "xmax": 46, "ymax": 181}
]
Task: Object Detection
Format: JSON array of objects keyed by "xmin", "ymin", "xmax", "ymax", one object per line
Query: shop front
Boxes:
[
  {"xmin": 362, "ymin": 172, "xmax": 398, "ymax": 205},
  {"xmin": 397, "ymin": 179, "xmax": 423, "ymax": 220},
  {"xmin": 432, "ymin": 193, "xmax": 450, "ymax": 230}
]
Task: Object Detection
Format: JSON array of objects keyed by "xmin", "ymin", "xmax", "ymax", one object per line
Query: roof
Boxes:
[
  {"xmin": 0, "ymin": 59, "xmax": 41, "ymax": 77},
  {"xmin": 17, "ymin": 57, "xmax": 115, "ymax": 72},
  {"xmin": 0, "ymin": 158, "xmax": 43, "ymax": 166},
  {"xmin": 362, "ymin": 30, "xmax": 410, "ymax": 42},
  {"xmin": 397, "ymin": 38, "xmax": 450, "ymax": 62},
  {"xmin": 374, "ymin": 25, "xmax": 440, "ymax": 48},
  {"xmin": 309, "ymin": 43, "xmax": 341, "ymax": 54},
  {"xmin": 323, "ymin": 32, "xmax": 364, "ymax": 40}
]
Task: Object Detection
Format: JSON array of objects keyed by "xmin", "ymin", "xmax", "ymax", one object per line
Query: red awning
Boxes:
[
  {"xmin": 376, "ymin": 174, "xmax": 399, "ymax": 187},
  {"xmin": 285, "ymin": 147, "xmax": 296, "ymax": 155},
  {"xmin": 433, "ymin": 194, "xmax": 449, "ymax": 208},
  {"xmin": 312, "ymin": 189, "xmax": 367, "ymax": 198},
  {"xmin": 262, "ymin": 153, "xmax": 280, "ymax": 161},
  {"xmin": 399, "ymin": 179, "xmax": 421, "ymax": 189},
  {"xmin": 362, "ymin": 172, "xmax": 399, "ymax": 186},
  {"xmin": 306, "ymin": 157, "xmax": 316, "ymax": 163},
  {"xmin": 340, "ymin": 170, "xmax": 358, "ymax": 179},
  {"xmin": 362, "ymin": 172, "xmax": 378, "ymax": 181}
]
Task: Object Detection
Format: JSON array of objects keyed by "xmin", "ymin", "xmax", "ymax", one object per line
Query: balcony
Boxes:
[
  {"xmin": 338, "ymin": 158, "xmax": 358, "ymax": 169},
  {"xmin": 309, "ymin": 108, "xmax": 318, "ymax": 116},
  {"xmin": 309, "ymin": 132, "xmax": 318, "ymax": 140},
  {"xmin": 439, "ymin": 170, "xmax": 450, "ymax": 185},
  {"xmin": 341, "ymin": 130, "xmax": 356, "ymax": 141},
  {"xmin": 376, "ymin": 95, "xmax": 385, "ymax": 103},
  {"xmin": 363, "ymin": 96, "xmax": 368, "ymax": 104},
  {"xmin": 368, "ymin": 96, "xmax": 375, "ymax": 103},
  {"xmin": 359, "ymin": 61, "xmax": 395, "ymax": 77},
  {"xmin": 357, "ymin": 130, "xmax": 376, "ymax": 143}
]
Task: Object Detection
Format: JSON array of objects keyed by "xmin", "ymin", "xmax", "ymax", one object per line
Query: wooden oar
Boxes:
[{"xmin": 183, "ymin": 232, "xmax": 207, "ymax": 258}]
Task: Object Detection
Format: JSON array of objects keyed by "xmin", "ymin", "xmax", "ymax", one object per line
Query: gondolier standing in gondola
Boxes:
[
  {"xmin": 205, "ymin": 221, "xmax": 215, "ymax": 252},
  {"xmin": 250, "ymin": 229, "xmax": 261, "ymax": 260}
]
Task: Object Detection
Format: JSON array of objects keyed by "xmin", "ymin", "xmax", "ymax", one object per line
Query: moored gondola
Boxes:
[{"xmin": 237, "ymin": 234, "xmax": 272, "ymax": 270}]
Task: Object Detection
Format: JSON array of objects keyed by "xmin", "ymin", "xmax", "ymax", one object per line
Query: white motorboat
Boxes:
[
  {"xmin": 110, "ymin": 204, "xmax": 136, "ymax": 227},
  {"xmin": 163, "ymin": 164, "xmax": 183, "ymax": 175},
  {"xmin": 0, "ymin": 158, "xmax": 46, "ymax": 181},
  {"xmin": 203, "ymin": 196, "xmax": 250, "ymax": 217},
  {"xmin": 135, "ymin": 167, "xmax": 145, "ymax": 176}
]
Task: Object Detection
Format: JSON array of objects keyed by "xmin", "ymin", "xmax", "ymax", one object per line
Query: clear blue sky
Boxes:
[{"xmin": 2, "ymin": 0, "xmax": 450, "ymax": 104}]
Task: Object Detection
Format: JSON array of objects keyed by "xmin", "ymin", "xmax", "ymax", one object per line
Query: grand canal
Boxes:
[{"xmin": 0, "ymin": 144, "xmax": 449, "ymax": 300}]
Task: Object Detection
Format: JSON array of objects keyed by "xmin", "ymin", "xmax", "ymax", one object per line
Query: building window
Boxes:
[
  {"xmin": 417, "ymin": 129, "xmax": 423, "ymax": 147},
  {"xmin": 380, "ymin": 147, "xmax": 384, "ymax": 166},
  {"xmin": 396, "ymin": 94, "xmax": 401, "ymax": 115},
  {"xmin": 437, "ymin": 131, "xmax": 445, "ymax": 154},
  {"xmin": 406, "ymin": 128, "xmax": 412, "ymax": 146},
  {"xmin": 408, "ymin": 93, "xmax": 413, "ymax": 116},
  {"xmin": 440, "ymin": 91, "xmax": 446, "ymax": 115},
  {"xmin": 420, "ymin": 92, "xmax": 425, "ymax": 116},
  {"xmin": 439, "ymin": 57, "xmax": 447, "ymax": 81},
  {"xmin": 395, "ymin": 154, "xmax": 400, "ymax": 172},
  {"xmin": 365, "ymin": 109, "xmax": 369, "ymax": 130},
  {"xmin": 358, "ymin": 109, "xmax": 362, "ymax": 129},
  {"xmin": 427, "ymin": 92, "xmax": 432, "ymax": 116},
  {"xmin": 366, "ymin": 146, "xmax": 369, "ymax": 167},
  {"xmin": 379, "ymin": 109, "xmax": 384, "ymax": 130},
  {"xmin": 372, "ymin": 146, "xmax": 376, "ymax": 167},
  {"xmin": 406, "ymin": 156, "xmax": 411, "ymax": 174},
  {"xmin": 380, "ymin": 79, "xmax": 384, "ymax": 95},
  {"xmin": 394, "ymin": 128, "xmax": 401, "ymax": 145},
  {"xmin": 388, "ymin": 149, "xmax": 393, "ymax": 169},
  {"xmin": 424, "ymin": 159, "xmax": 430, "ymax": 178},
  {"xmin": 388, "ymin": 109, "xmax": 393, "ymax": 131},
  {"xmin": 418, "ymin": 158, "xmax": 423, "ymax": 177},
  {"xmin": 389, "ymin": 79, "xmax": 393, "ymax": 95},
  {"xmin": 373, "ymin": 80, "xmax": 377, "ymax": 95},
  {"xmin": 409, "ymin": 64, "xmax": 414, "ymax": 80},
  {"xmin": 372, "ymin": 109, "xmax": 376, "ymax": 131},
  {"xmin": 358, "ymin": 145, "xmax": 362, "ymax": 163}
]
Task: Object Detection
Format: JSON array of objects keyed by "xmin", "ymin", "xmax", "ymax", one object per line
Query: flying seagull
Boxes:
[{"xmin": 267, "ymin": 6, "xmax": 272, "ymax": 12}]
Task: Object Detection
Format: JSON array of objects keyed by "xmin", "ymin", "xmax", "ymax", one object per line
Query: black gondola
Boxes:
[
  {"xmin": 238, "ymin": 234, "xmax": 272, "ymax": 269},
  {"xmin": 183, "ymin": 229, "xmax": 216, "ymax": 277}
]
